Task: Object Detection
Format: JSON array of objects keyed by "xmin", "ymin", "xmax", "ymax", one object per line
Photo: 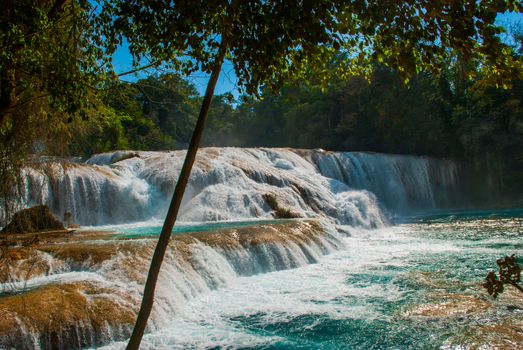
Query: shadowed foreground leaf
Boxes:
[{"xmin": 484, "ymin": 254, "xmax": 523, "ymax": 298}]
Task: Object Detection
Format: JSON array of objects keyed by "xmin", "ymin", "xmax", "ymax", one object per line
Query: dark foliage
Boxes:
[{"xmin": 484, "ymin": 254, "xmax": 523, "ymax": 298}]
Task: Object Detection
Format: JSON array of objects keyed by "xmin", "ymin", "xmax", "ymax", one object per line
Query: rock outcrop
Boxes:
[{"xmin": 2, "ymin": 205, "xmax": 64, "ymax": 234}]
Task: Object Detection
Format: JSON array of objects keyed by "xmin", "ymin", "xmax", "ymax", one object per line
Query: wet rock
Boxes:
[
  {"xmin": 2, "ymin": 205, "xmax": 64, "ymax": 234},
  {"xmin": 405, "ymin": 293, "xmax": 492, "ymax": 318},
  {"xmin": 449, "ymin": 319, "xmax": 523, "ymax": 350},
  {"xmin": 0, "ymin": 282, "xmax": 136, "ymax": 349}
]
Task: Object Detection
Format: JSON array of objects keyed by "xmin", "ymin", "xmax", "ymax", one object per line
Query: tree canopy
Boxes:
[
  {"xmin": 1, "ymin": 0, "xmax": 105, "ymax": 126},
  {"xmin": 96, "ymin": 0, "xmax": 522, "ymax": 93},
  {"xmin": 1, "ymin": 0, "xmax": 107, "ymax": 221}
]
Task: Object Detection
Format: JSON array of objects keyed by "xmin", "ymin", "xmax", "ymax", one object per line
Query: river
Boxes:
[
  {"xmin": 97, "ymin": 210, "xmax": 523, "ymax": 349},
  {"xmin": 1, "ymin": 148, "xmax": 521, "ymax": 349}
]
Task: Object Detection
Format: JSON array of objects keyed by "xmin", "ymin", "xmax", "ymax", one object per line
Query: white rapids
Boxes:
[
  {"xmin": 19, "ymin": 148, "xmax": 460, "ymax": 227},
  {"xmin": 0, "ymin": 148, "xmax": 473, "ymax": 350}
]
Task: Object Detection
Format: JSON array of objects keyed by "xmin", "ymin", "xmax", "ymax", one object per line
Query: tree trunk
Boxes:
[{"xmin": 126, "ymin": 42, "xmax": 227, "ymax": 350}]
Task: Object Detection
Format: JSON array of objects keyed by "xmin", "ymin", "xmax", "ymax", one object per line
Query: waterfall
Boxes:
[
  {"xmin": 19, "ymin": 148, "xmax": 461, "ymax": 226},
  {"xmin": 0, "ymin": 221, "xmax": 342, "ymax": 349},
  {"xmin": 2, "ymin": 147, "xmax": 467, "ymax": 349},
  {"xmin": 313, "ymin": 151, "xmax": 460, "ymax": 212}
]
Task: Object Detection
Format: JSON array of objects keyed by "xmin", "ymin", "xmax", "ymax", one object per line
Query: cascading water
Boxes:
[
  {"xmin": 19, "ymin": 148, "xmax": 461, "ymax": 227},
  {"xmin": 0, "ymin": 221, "xmax": 342, "ymax": 349},
  {"xmin": 313, "ymin": 151, "xmax": 460, "ymax": 212},
  {"xmin": 2, "ymin": 147, "xmax": 491, "ymax": 350}
]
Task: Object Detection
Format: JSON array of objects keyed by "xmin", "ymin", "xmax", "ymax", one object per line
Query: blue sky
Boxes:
[
  {"xmin": 112, "ymin": 11, "xmax": 522, "ymax": 98},
  {"xmin": 112, "ymin": 40, "xmax": 239, "ymax": 97}
]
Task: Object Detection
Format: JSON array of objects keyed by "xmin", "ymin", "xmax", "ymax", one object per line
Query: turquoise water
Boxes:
[
  {"xmin": 230, "ymin": 212, "xmax": 522, "ymax": 349},
  {"xmin": 404, "ymin": 207, "xmax": 523, "ymax": 223},
  {"xmin": 104, "ymin": 211, "xmax": 523, "ymax": 349},
  {"xmin": 110, "ymin": 219, "xmax": 294, "ymax": 239}
]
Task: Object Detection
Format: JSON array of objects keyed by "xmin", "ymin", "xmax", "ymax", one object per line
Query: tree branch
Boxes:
[{"xmin": 117, "ymin": 62, "xmax": 161, "ymax": 78}]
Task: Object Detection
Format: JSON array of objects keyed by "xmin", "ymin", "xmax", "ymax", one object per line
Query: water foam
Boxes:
[
  {"xmin": 0, "ymin": 221, "xmax": 342, "ymax": 349},
  {"xmin": 97, "ymin": 225, "xmax": 464, "ymax": 350},
  {"xmin": 20, "ymin": 148, "xmax": 460, "ymax": 227}
]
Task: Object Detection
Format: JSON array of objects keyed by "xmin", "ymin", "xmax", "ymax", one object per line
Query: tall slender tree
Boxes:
[{"xmin": 93, "ymin": 1, "xmax": 523, "ymax": 348}]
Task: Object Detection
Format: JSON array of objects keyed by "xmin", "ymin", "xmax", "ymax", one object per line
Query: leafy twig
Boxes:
[{"xmin": 483, "ymin": 254, "xmax": 523, "ymax": 298}]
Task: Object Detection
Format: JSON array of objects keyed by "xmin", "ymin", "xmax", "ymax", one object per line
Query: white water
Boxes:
[
  {"xmin": 20, "ymin": 148, "xmax": 460, "ymax": 227},
  {"xmin": 96, "ymin": 225, "xmax": 463, "ymax": 350},
  {"xmin": 0, "ymin": 221, "xmax": 344, "ymax": 349},
  {"xmin": 96, "ymin": 214, "xmax": 523, "ymax": 350},
  {"xmin": 314, "ymin": 151, "xmax": 460, "ymax": 211},
  {"xmin": 5, "ymin": 214, "xmax": 521, "ymax": 350},
  {"xmin": 4, "ymin": 148, "xmax": 469, "ymax": 349}
]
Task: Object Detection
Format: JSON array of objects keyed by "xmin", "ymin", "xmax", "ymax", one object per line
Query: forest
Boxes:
[{"xmin": 68, "ymin": 57, "xmax": 523, "ymax": 202}]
